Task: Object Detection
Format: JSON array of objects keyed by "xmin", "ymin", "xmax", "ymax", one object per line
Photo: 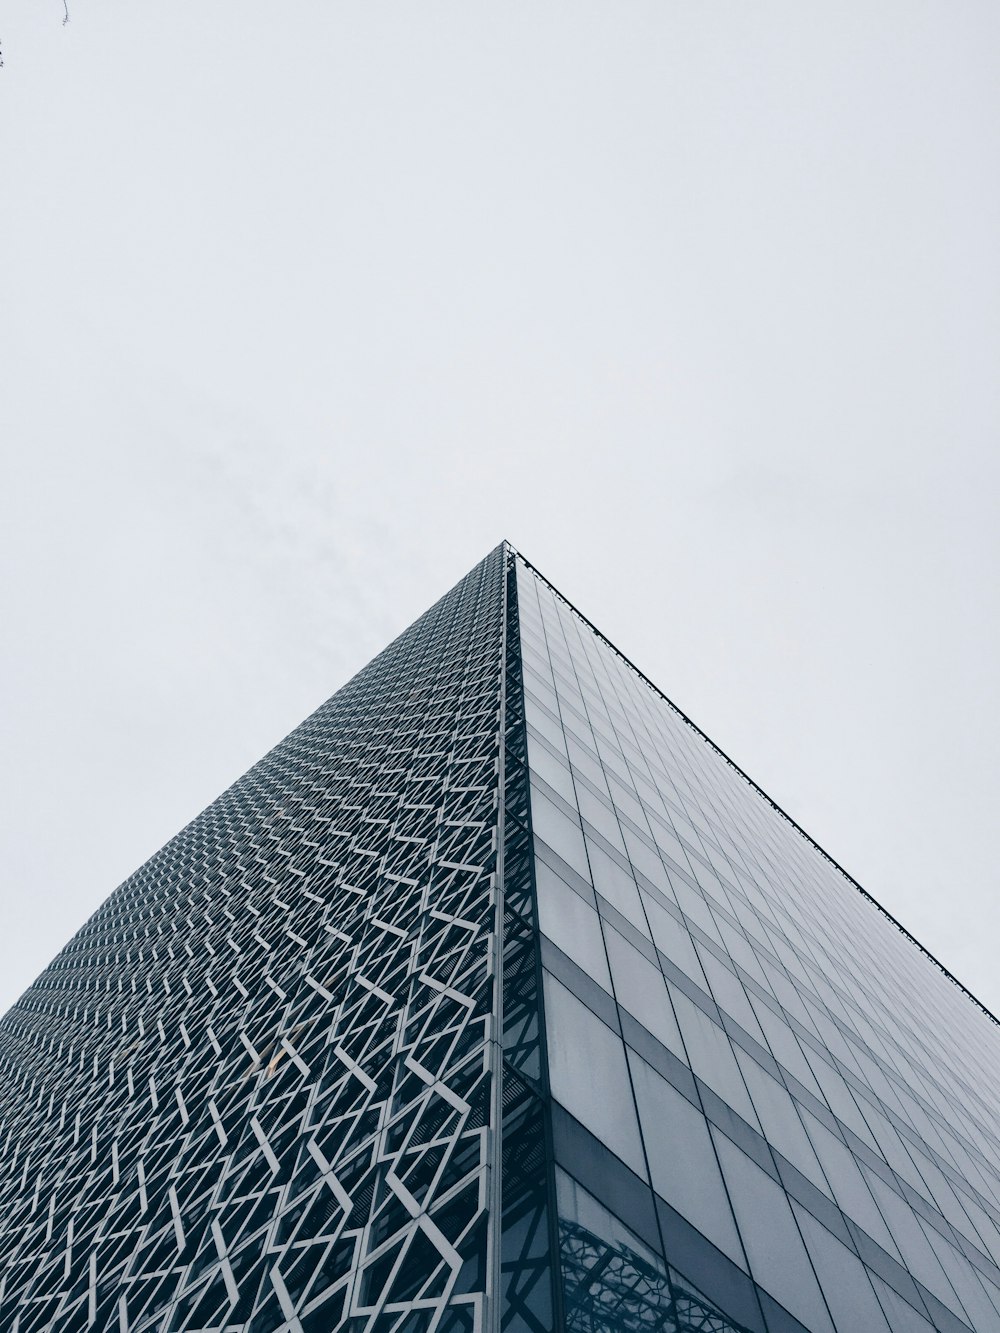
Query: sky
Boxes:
[{"xmin": 1, "ymin": 2, "xmax": 998, "ymax": 1019}]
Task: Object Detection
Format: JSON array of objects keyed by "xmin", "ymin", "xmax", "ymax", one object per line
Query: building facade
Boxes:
[{"xmin": 2, "ymin": 544, "xmax": 999, "ymax": 1333}]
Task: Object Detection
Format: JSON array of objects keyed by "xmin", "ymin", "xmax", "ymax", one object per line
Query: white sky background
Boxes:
[{"xmin": 1, "ymin": 3, "xmax": 998, "ymax": 1018}]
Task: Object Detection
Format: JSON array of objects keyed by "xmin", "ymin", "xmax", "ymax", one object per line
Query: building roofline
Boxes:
[{"xmin": 507, "ymin": 543, "xmax": 999, "ymax": 1030}]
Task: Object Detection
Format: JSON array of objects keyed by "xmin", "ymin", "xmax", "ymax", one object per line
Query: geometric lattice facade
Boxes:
[{"xmin": 2, "ymin": 544, "xmax": 1000, "ymax": 1333}]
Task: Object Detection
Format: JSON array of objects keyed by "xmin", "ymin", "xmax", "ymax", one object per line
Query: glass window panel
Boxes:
[
  {"xmin": 576, "ymin": 784, "xmax": 628, "ymax": 852},
  {"xmin": 862, "ymin": 1104, "xmax": 937, "ymax": 1198},
  {"xmin": 627, "ymin": 1050, "xmax": 745, "ymax": 1268},
  {"xmin": 671, "ymin": 988, "xmax": 761, "ymax": 1131},
  {"xmin": 555, "ymin": 1165, "xmax": 664, "ymax": 1270},
  {"xmin": 566, "ymin": 736, "xmax": 605, "ymax": 789},
  {"xmin": 792, "ymin": 1201, "xmax": 892, "ymax": 1332},
  {"xmin": 525, "ymin": 731, "xmax": 576, "ymax": 802},
  {"xmin": 734, "ymin": 1048, "xmax": 828, "ymax": 1194},
  {"xmin": 759, "ymin": 960, "xmax": 815, "ymax": 1028},
  {"xmin": 648, "ymin": 816, "xmax": 691, "ymax": 871},
  {"xmin": 800, "ymin": 1051, "xmax": 881, "ymax": 1151},
  {"xmin": 698, "ymin": 947, "xmax": 766, "ymax": 1043},
  {"xmin": 712, "ymin": 1129, "xmax": 836, "ymax": 1333},
  {"xmin": 522, "ymin": 669, "xmax": 559, "ymax": 715},
  {"xmin": 868, "ymin": 1275, "xmax": 937, "ymax": 1333},
  {"xmin": 543, "ymin": 973, "xmax": 645, "ymax": 1177},
  {"xmin": 975, "ymin": 1270, "xmax": 1000, "ymax": 1327},
  {"xmin": 529, "ymin": 783, "xmax": 591, "ymax": 879},
  {"xmin": 641, "ymin": 891, "xmax": 705, "ymax": 981},
  {"xmin": 909, "ymin": 1148, "xmax": 989, "ymax": 1248},
  {"xmin": 749, "ymin": 995, "xmax": 824, "ymax": 1098},
  {"xmin": 797, "ymin": 1108, "xmax": 902, "ymax": 1257},
  {"xmin": 716, "ymin": 919, "xmax": 769, "ymax": 987},
  {"xmin": 586, "ymin": 839, "xmax": 648, "ymax": 935},
  {"xmin": 670, "ymin": 875, "xmax": 725, "ymax": 947},
  {"xmin": 952, "ymin": 1190, "xmax": 1000, "ymax": 1270},
  {"xmin": 685, "ymin": 853, "xmax": 725, "ymax": 902},
  {"xmin": 861, "ymin": 1168, "xmax": 967, "ymax": 1318},
  {"xmin": 535, "ymin": 858, "xmax": 612, "ymax": 993},
  {"xmin": 524, "ymin": 698, "xmax": 567, "ymax": 752},
  {"xmin": 605, "ymin": 928, "xmax": 685, "ymax": 1060},
  {"xmin": 916, "ymin": 1212, "xmax": 1000, "ymax": 1332},
  {"xmin": 555, "ymin": 1166, "xmax": 754, "ymax": 1333}
]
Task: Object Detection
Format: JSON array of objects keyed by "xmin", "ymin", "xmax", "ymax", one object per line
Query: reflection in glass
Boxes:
[{"xmin": 559, "ymin": 1218, "xmax": 753, "ymax": 1333}]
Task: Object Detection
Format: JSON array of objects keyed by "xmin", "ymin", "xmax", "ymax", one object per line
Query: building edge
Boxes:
[{"xmin": 506, "ymin": 542, "xmax": 997, "ymax": 1030}]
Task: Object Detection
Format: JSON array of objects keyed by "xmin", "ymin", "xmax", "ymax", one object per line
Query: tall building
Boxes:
[{"xmin": 1, "ymin": 542, "xmax": 999, "ymax": 1333}]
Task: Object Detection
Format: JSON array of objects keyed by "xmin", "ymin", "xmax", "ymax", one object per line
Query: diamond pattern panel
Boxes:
[{"xmin": 0, "ymin": 547, "xmax": 507, "ymax": 1333}]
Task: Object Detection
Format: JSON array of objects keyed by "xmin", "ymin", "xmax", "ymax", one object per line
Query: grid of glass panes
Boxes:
[{"xmin": 515, "ymin": 556, "xmax": 1000, "ymax": 1333}]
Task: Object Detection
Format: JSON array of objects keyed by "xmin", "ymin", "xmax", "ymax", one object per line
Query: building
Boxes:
[{"xmin": 1, "ymin": 542, "xmax": 999, "ymax": 1333}]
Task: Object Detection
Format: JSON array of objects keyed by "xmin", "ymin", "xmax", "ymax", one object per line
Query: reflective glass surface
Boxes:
[{"xmin": 516, "ymin": 556, "xmax": 1000, "ymax": 1333}]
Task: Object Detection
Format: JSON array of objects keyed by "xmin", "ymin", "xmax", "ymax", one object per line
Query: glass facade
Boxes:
[
  {"xmin": 515, "ymin": 556, "xmax": 1000, "ymax": 1333},
  {"xmin": 1, "ymin": 543, "xmax": 998, "ymax": 1332}
]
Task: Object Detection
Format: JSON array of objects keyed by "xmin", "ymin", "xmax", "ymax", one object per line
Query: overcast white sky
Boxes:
[{"xmin": 1, "ymin": 3, "xmax": 998, "ymax": 1019}]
